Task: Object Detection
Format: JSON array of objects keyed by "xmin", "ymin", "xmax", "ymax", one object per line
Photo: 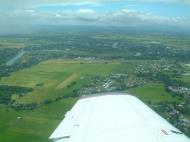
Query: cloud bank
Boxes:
[
  {"xmin": 1, "ymin": 8, "xmax": 189, "ymax": 27},
  {"xmin": 0, "ymin": 0, "xmax": 190, "ymax": 34}
]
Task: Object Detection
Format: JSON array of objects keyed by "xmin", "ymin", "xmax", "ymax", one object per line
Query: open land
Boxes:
[{"xmin": 0, "ymin": 28, "xmax": 190, "ymax": 141}]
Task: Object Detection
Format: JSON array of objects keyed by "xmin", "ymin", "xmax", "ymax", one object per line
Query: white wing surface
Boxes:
[{"xmin": 49, "ymin": 93, "xmax": 190, "ymax": 142}]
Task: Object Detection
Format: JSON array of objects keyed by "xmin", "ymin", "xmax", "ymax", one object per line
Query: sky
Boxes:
[{"xmin": 0, "ymin": 0, "xmax": 190, "ymax": 33}]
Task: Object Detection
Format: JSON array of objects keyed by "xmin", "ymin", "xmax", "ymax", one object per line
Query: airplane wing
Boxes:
[{"xmin": 49, "ymin": 93, "xmax": 190, "ymax": 142}]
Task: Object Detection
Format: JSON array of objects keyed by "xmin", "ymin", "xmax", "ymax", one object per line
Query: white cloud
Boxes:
[
  {"xmin": 42, "ymin": 8, "xmax": 190, "ymax": 27},
  {"xmin": 77, "ymin": 9, "xmax": 95, "ymax": 13},
  {"xmin": 0, "ymin": 0, "xmax": 190, "ymax": 33},
  {"xmin": 0, "ymin": 8, "xmax": 189, "ymax": 28}
]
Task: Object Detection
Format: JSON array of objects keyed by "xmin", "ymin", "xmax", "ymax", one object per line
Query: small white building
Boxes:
[{"xmin": 49, "ymin": 93, "xmax": 190, "ymax": 142}]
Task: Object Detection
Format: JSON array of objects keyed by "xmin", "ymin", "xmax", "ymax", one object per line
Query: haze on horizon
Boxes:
[{"xmin": 0, "ymin": 0, "xmax": 190, "ymax": 34}]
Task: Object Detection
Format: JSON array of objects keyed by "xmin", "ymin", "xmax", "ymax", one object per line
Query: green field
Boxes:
[
  {"xmin": 0, "ymin": 37, "xmax": 26, "ymax": 48},
  {"xmin": 180, "ymin": 76, "xmax": 190, "ymax": 84},
  {"xmin": 0, "ymin": 60, "xmax": 134, "ymax": 104},
  {"xmin": 178, "ymin": 65, "xmax": 190, "ymax": 84},
  {"xmin": 0, "ymin": 98, "xmax": 77, "ymax": 142},
  {"xmin": 0, "ymin": 41, "xmax": 25, "ymax": 49},
  {"xmin": 128, "ymin": 83, "xmax": 179, "ymax": 103}
]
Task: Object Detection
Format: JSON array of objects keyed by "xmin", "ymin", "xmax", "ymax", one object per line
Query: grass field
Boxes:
[
  {"xmin": 180, "ymin": 76, "xmax": 190, "ymax": 84},
  {"xmin": 128, "ymin": 83, "xmax": 180, "ymax": 103},
  {"xmin": 0, "ymin": 42, "xmax": 25, "ymax": 48},
  {"xmin": 0, "ymin": 60, "xmax": 136, "ymax": 104},
  {"xmin": 0, "ymin": 98, "xmax": 77, "ymax": 142},
  {"xmin": 0, "ymin": 59, "xmax": 135, "ymax": 142},
  {"xmin": 178, "ymin": 65, "xmax": 190, "ymax": 84},
  {"xmin": 0, "ymin": 37, "xmax": 26, "ymax": 48}
]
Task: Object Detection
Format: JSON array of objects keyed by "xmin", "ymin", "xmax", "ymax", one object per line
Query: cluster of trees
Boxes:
[
  {"xmin": 137, "ymin": 72, "xmax": 188, "ymax": 88},
  {"xmin": 0, "ymin": 85, "xmax": 33, "ymax": 105},
  {"xmin": 172, "ymin": 51, "xmax": 190, "ymax": 61},
  {"xmin": 12, "ymin": 103, "xmax": 37, "ymax": 111}
]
